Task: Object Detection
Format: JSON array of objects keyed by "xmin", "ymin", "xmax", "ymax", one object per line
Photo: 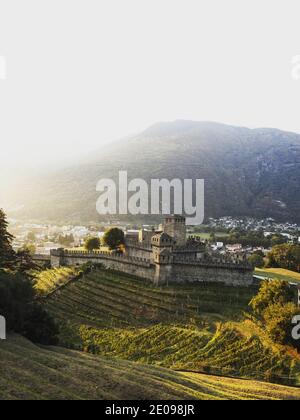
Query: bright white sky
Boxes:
[{"xmin": 0, "ymin": 0, "xmax": 300, "ymax": 170}]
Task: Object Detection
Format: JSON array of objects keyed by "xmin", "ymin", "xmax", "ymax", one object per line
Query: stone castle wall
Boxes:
[
  {"xmin": 51, "ymin": 250, "xmax": 155, "ymax": 282},
  {"xmin": 50, "ymin": 249, "xmax": 253, "ymax": 287},
  {"xmin": 172, "ymin": 261, "xmax": 253, "ymax": 286},
  {"xmin": 124, "ymin": 242, "xmax": 153, "ymax": 262}
]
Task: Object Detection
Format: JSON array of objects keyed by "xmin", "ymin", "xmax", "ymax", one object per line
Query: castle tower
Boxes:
[
  {"xmin": 151, "ymin": 232, "xmax": 175, "ymax": 285},
  {"xmin": 163, "ymin": 215, "xmax": 186, "ymax": 248}
]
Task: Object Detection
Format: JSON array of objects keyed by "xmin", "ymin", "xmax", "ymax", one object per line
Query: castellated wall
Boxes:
[
  {"xmin": 125, "ymin": 243, "xmax": 153, "ymax": 262},
  {"xmin": 172, "ymin": 262, "xmax": 253, "ymax": 286},
  {"xmin": 50, "ymin": 250, "xmax": 253, "ymax": 287},
  {"xmin": 51, "ymin": 250, "xmax": 155, "ymax": 282}
]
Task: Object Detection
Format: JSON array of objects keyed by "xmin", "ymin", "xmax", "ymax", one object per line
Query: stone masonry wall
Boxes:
[
  {"xmin": 50, "ymin": 250, "xmax": 253, "ymax": 287},
  {"xmin": 172, "ymin": 262, "xmax": 253, "ymax": 286},
  {"xmin": 125, "ymin": 244, "xmax": 153, "ymax": 262},
  {"xmin": 51, "ymin": 250, "xmax": 155, "ymax": 282}
]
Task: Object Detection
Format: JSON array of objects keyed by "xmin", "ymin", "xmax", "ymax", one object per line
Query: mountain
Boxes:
[{"xmin": 6, "ymin": 120, "xmax": 300, "ymax": 223}]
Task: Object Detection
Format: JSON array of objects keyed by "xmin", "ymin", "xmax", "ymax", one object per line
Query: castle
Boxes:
[{"xmin": 51, "ymin": 215, "xmax": 254, "ymax": 286}]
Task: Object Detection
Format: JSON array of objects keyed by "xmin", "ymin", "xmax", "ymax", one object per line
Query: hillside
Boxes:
[
  {"xmin": 43, "ymin": 268, "xmax": 255, "ymax": 328},
  {"xmin": 1, "ymin": 335, "xmax": 300, "ymax": 400},
  {"xmin": 7, "ymin": 120, "xmax": 300, "ymax": 223},
  {"xmin": 255, "ymin": 268, "xmax": 300, "ymax": 284},
  {"xmin": 41, "ymin": 268, "xmax": 300, "ymax": 385}
]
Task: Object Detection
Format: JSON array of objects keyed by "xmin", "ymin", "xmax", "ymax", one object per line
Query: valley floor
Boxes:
[{"xmin": 1, "ymin": 335, "xmax": 300, "ymax": 400}]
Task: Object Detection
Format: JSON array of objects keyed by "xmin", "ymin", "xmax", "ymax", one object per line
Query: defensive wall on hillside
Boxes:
[{"xmin": 50, "ymin": 249, "xmax": 254, "ymax": 286}]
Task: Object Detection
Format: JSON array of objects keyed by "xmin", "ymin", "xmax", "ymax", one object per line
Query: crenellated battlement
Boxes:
[
  {"xmin": 51, "ymin": 249, "xmax": 152, "ymax": 267},
  {"xmin": 50, "ymin": 246, "xmax": 253, "ymax": 287}
]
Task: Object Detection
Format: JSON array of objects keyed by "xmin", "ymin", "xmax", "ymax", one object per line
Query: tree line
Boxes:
[
  {"xmin": 0, "ymin": 209, "xmax": 58, "ymax": 345},
  {"xmin": 84, "ymin": 228, "xmax": 125, "ymax": 252},
  {"xmin": 248, "ymin": 243, "xmax": 300, "ymax": 272},
  {"xmin": 214, "ymin": 230, "xmax": 288, "ymax": 248},
  {"xmin": 250, "ymin": 279, "xmax": 300, "ymax": 351}
]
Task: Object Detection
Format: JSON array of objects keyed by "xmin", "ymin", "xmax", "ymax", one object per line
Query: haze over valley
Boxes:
[{"xmin": 3, "ymin": 120, "xmax": 300, "ymax": 224}]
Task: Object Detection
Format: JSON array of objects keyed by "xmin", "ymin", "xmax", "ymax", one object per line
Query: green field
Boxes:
[
  {"xmin": 1, "ymin": 335, "xmax": 300, "ymax": 400},
  {"xmin": 255, "ymin": 268, "xmax": 300, "ymax": 284}
]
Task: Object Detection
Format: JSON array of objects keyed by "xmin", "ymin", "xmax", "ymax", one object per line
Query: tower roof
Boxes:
[{"xmin": 151, "ymin": 232, "xmax": 175, "ymax": 246}]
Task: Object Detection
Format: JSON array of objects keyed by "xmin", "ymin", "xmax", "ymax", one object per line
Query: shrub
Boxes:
[
  {"xmin": 248, "ymin": 254, "xmax": 265, "ymax": 269},
  {"xmin": 0, "ymin": 271, "xmax": 58, "ymax": 345},
  {"xmin": 103, "ymin": 228, "xmax": 125, "ymax": 250},
  {"xmin": 250, "ymin": 279, "xmax": 300, "ymax": 351},
  {"xmin": 84, "ymin": 237, "xmax": 101, "ymax": 252},
  {"xmin": 250, "ymin": 279, "xmax": 294, "ymax": 317},
  {"xmin": 263, "ymin": 302, "xmax": 300, "ymax": 349}
]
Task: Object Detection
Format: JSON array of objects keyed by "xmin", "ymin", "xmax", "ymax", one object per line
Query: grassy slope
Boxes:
[
  {"xmin": 34, "ymin": 267, "xmax": 80, "ymax": 295},
  {"xmin": 1, "ymin": 335, "xmax": 300, "ymax": 400},
  {"xmin": 42, "ymin": 269, "xmax": 300, "ymax": 385},
  {"xmin": 255, "ymin": 268, "xmax": 300, "ymax": 284}
]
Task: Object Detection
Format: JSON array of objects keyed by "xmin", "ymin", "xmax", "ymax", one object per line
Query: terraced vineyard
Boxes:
[
  {"xmin": 34, "ymin": 267, "xmax": 80, "ymax": 295},
  {"xmin": 72, "ymin": 322, "xmax": 298, "ymax": 384},
  {"xmin": 1, "ymin": 335, "xmax": 300, "ymax": 400},
  {"xmin": 42, "ymin": 268, "xmax": 300, "ymax": 385},
  {"xmin": 45, "ymin": 269, "xmax": 256, "ymax": 328}
]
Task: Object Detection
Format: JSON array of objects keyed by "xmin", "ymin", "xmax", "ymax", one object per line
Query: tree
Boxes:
[
  {"xmin": 250, "ymin": 279, "xmax": 300, "ymax": 350},
  {"xmin": 84, "ymin": 237, "xmax": 101, "ymax": 252},
  {"xmin": 267, "ymin": 244, "xmax": 300, "ymax": 272},
  {"xmin": 210, "ymin": 232, "xmax": 216, "ymax": 243},
  {"xmin": 27, "ymin": 232, "xmax": 36, "ymax": 242},
  {"xmin": 58, "ymin": 234, "xmax": 75, "ymax": 247},
  {"xmin": 248, "ymin": 253, "xmax": 265, "ymax": 269},
  {"xmin": 263, "ymin": 302, "xmax": 300, "ymax": 349},
  {"xmin": 103, "ymin": 228, "xmax": 125, "ymax": 250},
  {"xmin": 270, "ymin": 235, "xmax": 286, "ymax": 247},
  {"xmin": 250, "ymin": 279, "xmax": 294, "ymax": 317},
  {"xmin": 16, "ymin": 247, "xmax": 38, "ymax": 273},
  {"xmin": 21, "ymin": 243, "xmax": 36, "ymax": 255},
  {"xmin": 253, "ymin": 250, "xmax": 264, "ymax": 257},
  {"xmin": 0, "ymin": 270, "xmax": 58, "ymax": 344},
  {"xmin": 23, "ymin": 304, "xmax": 59, "ymax": 345},
  {"xmin": 0, "ymin": 209, "xmax": 16, "ymax": 269}
]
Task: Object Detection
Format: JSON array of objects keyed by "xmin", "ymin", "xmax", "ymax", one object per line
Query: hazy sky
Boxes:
[{"xmin": 1, "ymin": 0, "xmax": 300, "ymax": 170}]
